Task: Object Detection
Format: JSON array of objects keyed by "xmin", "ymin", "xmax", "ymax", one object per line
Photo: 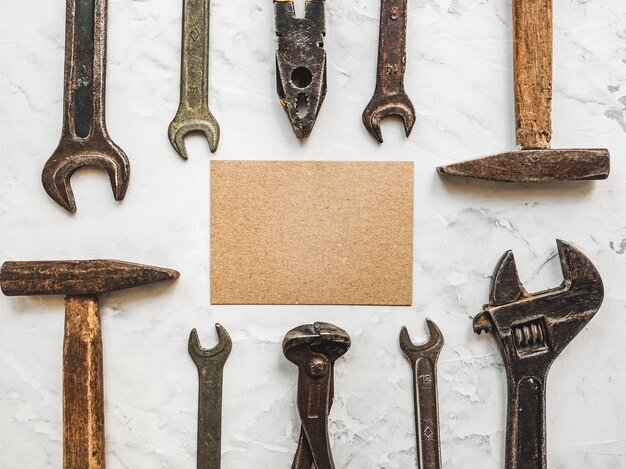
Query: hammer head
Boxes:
[
  {"xmin": 0, "ymin": 260, "xmax": 179, "ymax": 296},
  {"xmin": 437, "ymin": 148, "xmax": 610, "ymax": 182},
  {"xmin": 474, "ymin": 240, "xmax": 603, "ymax": 364}
]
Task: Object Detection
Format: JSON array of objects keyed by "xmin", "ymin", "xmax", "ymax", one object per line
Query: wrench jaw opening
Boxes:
[
  {"xmin": 362, "ymin": 93, "xmax": 416, "ymax": 144},
  {"xmin": 168, "ymin": 112, "xmax": 220, "ymax": 159},
  {"xmin": 42, "ymin": 137, "xmax": 130, "ymax": 213},
  {"xmin": 188, "ymin": 324, "xmax": 232, "ymax": 368},
  {"xmin": 275, "ymin": 1, "xmax": 327, "ymax": 139}
]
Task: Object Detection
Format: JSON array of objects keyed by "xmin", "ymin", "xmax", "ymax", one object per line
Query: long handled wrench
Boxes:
[
  {"xmin": 43, "ymin": 0, "xmax": 130, "ymax": 213},
  {"xmin": 362, "ymin": 0, "xmax": 415, "ymax": 143},
  {"xmin": 189, "ymin": 325, "xmax": 231, "ymax": 469},
  {"xmin": 400, "ymin": 319, "xmax": 444, "ymax": 469},
  {"xmin": 169, "ymin": 0, "xmax": 220, "ymax": 158}
]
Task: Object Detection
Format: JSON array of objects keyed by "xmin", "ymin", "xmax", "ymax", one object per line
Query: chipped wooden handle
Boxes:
[
  {"xmin": 513, "ymin": 0, "xmax": 552, "ymax": 149},
  {"xmin": 63, "ymin": 294, "xmax": 105, "ymax": 469}
]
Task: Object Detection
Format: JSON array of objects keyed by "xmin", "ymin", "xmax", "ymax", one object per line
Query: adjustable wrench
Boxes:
[
  {"xmin": 400, "ymin": 319, "xmax": 444, "ymax": 469},
  {"xmin": 283, "ymin": 322, "xmax": 351, "ymax": 469},
  {"xmin": 474, "ymin": 240, "xmax": 604, "ymax": 469},
  {"xmin": 43, "ymin": 0, "xmax": 130, "ymax": 213},
  {"xmin": 189, "ymin": 325, "xmax": 232, "ymax": 469},
  {"xmin": 362, "ymin": 0, "xmax": 415, "ymax": 143},
  {"xmin": 169, "ymin": 0, "xmax": 220, "ymax": 158}
]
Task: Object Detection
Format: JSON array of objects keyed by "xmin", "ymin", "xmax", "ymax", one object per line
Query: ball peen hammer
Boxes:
[{"xmin": 0, "ymin": 259, "xmax": 179, "ymax": 469}]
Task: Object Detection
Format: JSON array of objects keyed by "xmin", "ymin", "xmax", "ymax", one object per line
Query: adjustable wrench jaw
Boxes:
[
  {"xmin": 283, "ymin": 322, "xmax": 350, "ymax": 469},
  {"xmin": 275, "ymin": 0, "xmax": 327, "ymax": 139}
]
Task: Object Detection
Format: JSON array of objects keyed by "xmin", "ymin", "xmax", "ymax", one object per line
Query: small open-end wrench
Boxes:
[
  {"xmin": 362, "ymin": 0, "xmax": 415, "ymax": 143},
  {"xmin": 283, "ymin": 322, "xmax": 351, "ymax": 469},
  {"xmin": 169, "ymin": 0, "xmax": 220, "ymax": 158},
  {"xmin": 43, "ymin": 0, "xmax": 130, "ymax": 213},
  {"xmin": 274, "ymin": 0, "xmax": 327, "ymax": 139},
  {"xmin": 189, "ymin": 324, "xmax": 232, "ymax": 469},
  {"xmin": 474, "ymin": 240, "xmax": 604, "ymax": 469},
  {"xmin": 400, "ymin": 319, "xmax": 444, "ymax": 469}
]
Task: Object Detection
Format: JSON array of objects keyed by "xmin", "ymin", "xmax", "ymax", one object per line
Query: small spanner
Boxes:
[
  {"xmin": 189, "ymin": 324, "xmax": 232, "ymax": 469},
  {"xmin": 400, "ymin": 319, "xmax": 444, "ymax": 469},
  {"xmin": 283, "ymin": 322, "xmax": 351, "ymax": 469},
  {"xmin": 474, "ymin": 240, "xmax": 604, "ymax": 469},
  {"xmin": 43, "ymin": 0, "xmax": 130, "ymax": 213},
  {"xmin": 169, "ymin": 0, "xmax": 220, "ymax": 158},
  {"xmin": 362, "ymin": 0, "xmax": 415, "ymax": 143}
]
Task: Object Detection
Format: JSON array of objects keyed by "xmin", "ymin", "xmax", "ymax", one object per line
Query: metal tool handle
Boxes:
[
  {"xmin": 195, "ymin": 363, "xmax": 225, "ymax": 469},
  {"xmin": 513, "ymin": 0, "xmax": 552, "ymax": 149},
  {"xmin": 179, "ymin": 0, "xmax": 210, "ymax": 112},
  {"xmin": 373, "ymin": 0, "xmax": 408, "ymax": 95},
  {"xmin": 63, "ymin": 0, "xmax": 108, "ymax": 140},
  {"xmin": 507, "ymin": 376, "xmax": 547, "ymax": 469},
  {"xmin": 63, "ymin": 294, "xmax": 105, "ymax": 469},
  {"xmin": 411, "ymin": 357, "xmax": 441, "ymax": 469}
]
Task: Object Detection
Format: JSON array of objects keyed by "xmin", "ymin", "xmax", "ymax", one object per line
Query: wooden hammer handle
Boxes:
[
  {"xmin": 64, "ymin": 294, "xmax": 105, "ymax": 469},
  {"xmin": 513, "ymin": 0, "xmax": 552, "ymax": 149}
]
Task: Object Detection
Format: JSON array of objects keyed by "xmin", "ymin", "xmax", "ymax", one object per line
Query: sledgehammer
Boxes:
[{"xmin": 0, "ymin": 259, "xmax": 179, "ymax": 468}]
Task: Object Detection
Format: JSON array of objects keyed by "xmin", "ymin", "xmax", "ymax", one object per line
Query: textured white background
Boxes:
[{"xmin": 1, "ymin": 0, "xmax": 626, "ymax": 467}]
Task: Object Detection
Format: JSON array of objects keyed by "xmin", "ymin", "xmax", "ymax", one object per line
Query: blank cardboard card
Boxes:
[{"xmin": 210, "ymin": 161, "xmax": 414, "ymax": 305}]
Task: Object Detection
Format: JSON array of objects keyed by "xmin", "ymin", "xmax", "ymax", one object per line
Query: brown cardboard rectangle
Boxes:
[{"xmin": 210, "ymin": 161, "xmax": 414, "ymax": 305}]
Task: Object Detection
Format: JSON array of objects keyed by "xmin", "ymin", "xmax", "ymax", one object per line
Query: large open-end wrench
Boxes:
[
  {"xmin": 474, "ymin": 240, "xmax": 604, "ymax": 469},
  {"xmin": 43, "ymin": 0, "xmax": 130, "ymax": 213},
  {"xmin": 400, "ymin": 319, "xmax": 444, "ymax": 469},
  {"xmin": 169, "ymin": 0, "xmax": 220, "ymax": 158},
  {"xmin": 189, "ymin": 325, "xmax": 232, "ymax": 469},
  {"xmin": 362, "ymin": 0, "xmax": 415, "ymax": 143}
]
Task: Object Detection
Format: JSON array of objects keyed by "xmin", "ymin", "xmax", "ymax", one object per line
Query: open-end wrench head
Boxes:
[
  {"xmin": 42, "ymin": 139, "xmax": 130, "ymax": 213},
  {"xmin": 168, "ymin": 111, "xmax": 220, "ymax": 158},
  {"xmin": 283, "ymin": 322, "xmax": 350, "ymax": 364},
  {"xmin": 189, "ymin": 324, "xmax": 232, "ymax": 367},
  {"xmin": 400, "ymin": 319, "xmax": 444, "ymax": 361},
  {"xmin": 474, "ymin": 240, "xmax": 604, "ymax": 358},
  {"xmin": 362, "ymin": 92, "xmax": 416, "ymax": 143}
]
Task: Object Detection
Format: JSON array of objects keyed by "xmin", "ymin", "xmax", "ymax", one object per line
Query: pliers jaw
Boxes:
[
  {"xmin": 275, "ymin": 0, "xmax": 327, "ymax": 139},
  {"xmin": 283, "ymin": 322, "xmax": 350, "ymax": 469}
]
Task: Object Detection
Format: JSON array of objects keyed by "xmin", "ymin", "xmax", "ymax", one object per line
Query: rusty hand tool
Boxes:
[
  {"xmin": 43, "ymin": 0, "xmax": 130, "ymax": 213},
  {"xmin": 169, "ymin": 0, "xmax": 220, "ymax": 158},
  {"xmin": 400, "ymin": 319, "xmax": 443, "ymax": 469},
  {"xmin": 473, "ymin": 240, "xmax": 603, "ymax": 469},
  {"xmin": 188, "ymin": 325, "xmax": 231, "ymax": 469},
  {"xmin": 362, "ymin": 0, "xmax": 415, "ymax": 143},
  {"xmin": 283, "ymin": 322, "xmax": 351, "ymax": 469},
  {"xmin": 275, "ymin": 0, "xmax": 327, "ymax": 139},
  {"xmin": 0, "ymin": 259, "xmax": 179, "ymax": 468},
  {"xmin": 437, "ymin": 0, "xmax": 609, "ymax": 181}
]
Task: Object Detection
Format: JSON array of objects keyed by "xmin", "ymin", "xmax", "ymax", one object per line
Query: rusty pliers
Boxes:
[{"xmin": 283, "ymin": 322, "xmax": 351, "ymax": 469}]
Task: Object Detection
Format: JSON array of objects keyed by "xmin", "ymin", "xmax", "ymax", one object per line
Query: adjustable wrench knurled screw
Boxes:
[
  {"xmin": 400, "ymin": 319, "xmax": 444, "ymax": 469},
  {"xmin": 474, "ymin": 240, "xmax": 604, "ymax": 469},
  {"xmin": 283, "ymin": 322, "xmax": 351, "ymax": 469},
  {"xmin": 189, "ymin": 324, "xmax": 232, "ymax": 469},
  {"xmin": 169, "ymin": 0, "xmax": 220, "ymax": 158},
  {"xmin": 43, "ymin": 0, "xmax": 130, "ymax": 213}
]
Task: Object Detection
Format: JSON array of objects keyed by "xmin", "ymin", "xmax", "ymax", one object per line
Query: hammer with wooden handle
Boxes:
[
  {"xmin": 437, "ymin": 0, "xmax": 610, "ymax": 182},
  {"xmin": 0, "ymin": 259, "xmax": 179, "ymax": 469}
]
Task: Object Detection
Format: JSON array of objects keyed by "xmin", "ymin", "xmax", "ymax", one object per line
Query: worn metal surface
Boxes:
[
  {"xmin": 43, "ymin": 0, "xmax": 130, "ymax": 213},
  {"xmin": 362, "ymin": 0, "xmax": 415, "ymax": 143},
  {"xmin": 0, "ymin": 259, "xmax": 179, "ymax": 469},
  {"xmin": 283, "ymin": 322, "xmax": 351, "ymax": 469},
  {"xmin": 400, "ymin": 319, "xmax": 443, "ymax": 469},
  {"xmin": 169, "ymin": 0, "xmax": 220, "ymax": 158},
  {"xmin": 188, "ymin": 325, "xmax": 231, "ymax": 469},
  {"xmin": 473, "ymin": 240, "xmax": 603, "ymax": 469},
  {"xmin": 274, "ymin": 0, "xmax": 327, "ymax": 139},
  {"xmin": 437, "ymin": 0, "xmax": 609, "ymax": 182}
]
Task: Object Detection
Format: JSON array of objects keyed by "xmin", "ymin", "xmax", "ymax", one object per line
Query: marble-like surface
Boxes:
[{"xmin": 1, "ymin": 0, "xmax": 625, "ymax": 467}]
